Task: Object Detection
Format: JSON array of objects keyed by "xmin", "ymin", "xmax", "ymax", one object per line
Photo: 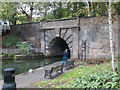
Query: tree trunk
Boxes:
[
  {"xmin": 103, "ymin": 2, "xmax": 108, "ymax": 16},
  {"xmin": 108, "ymin": 0, "xmax": 118, "ymax": 73},
  {"xmin": 92, "ymin": 2, "xmax": 96, "ymax": 16},
  {"xmin": 29, "ymin": 7, "xmax": 33, "ymax": 22},
  {"xmin": 88, "ymin": 2, "xmax": 92, "ymax": 16},
  {"xmin": 78, "ymin": 16, "xmax": 80, "ymax": 59}
]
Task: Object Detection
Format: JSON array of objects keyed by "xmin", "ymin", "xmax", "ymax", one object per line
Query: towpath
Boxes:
[{"xmin": 0, "ymin": 60, "xmax": 78, "ymax": 89}]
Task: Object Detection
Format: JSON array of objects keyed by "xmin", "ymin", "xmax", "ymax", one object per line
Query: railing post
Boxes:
[{"xmin": 2, "ymin": 68, "xmax": 16, "ymax": 90}]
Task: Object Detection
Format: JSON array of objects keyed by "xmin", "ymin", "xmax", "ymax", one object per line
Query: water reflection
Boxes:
[{"xmin": 2, "ymin": 57, "xmax": 62, "ymax": 75}]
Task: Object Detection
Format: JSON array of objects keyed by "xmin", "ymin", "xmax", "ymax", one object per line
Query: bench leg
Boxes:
[
  {"xmin": 44, "ymin": 74, "xmax": 46, "ymax": 78},
  {"xmin": 44, "ymin": 70, "xmax": 52, "ymax": 78},
  {"xmin": 44, "ymin": 71, "xmax": 47, "ymax": 78},
  {"xmin": 50, "ymin": 75, "xmax": 53, "ymax": 79},
  {"xmin": 48, "ymin": 72, "xmax": 53, "ymax": 79},
  {"xmin": 61, "ymin": 69, "xmax": 63, "ymax": 73},
  {"xmin": 66, "ymin": 63, "xmax": 74, "ymax": 69},
  {"xmin": 73, "ymin": 63, "xmax": 74, "ymax": 67}
]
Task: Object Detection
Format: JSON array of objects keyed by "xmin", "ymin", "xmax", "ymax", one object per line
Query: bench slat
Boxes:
[
  {"xmin": 52, "ymin": 65, "xmax": 63, "ymax": 72},
  {"xmin": 44, "ymin": 64, "xmax": 63, "ymax": 79}
]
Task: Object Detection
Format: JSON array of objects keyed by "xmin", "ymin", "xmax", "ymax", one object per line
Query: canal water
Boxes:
[{"xmin": 2, "ymin": 57, "xmax": 62, "ymax": 75}]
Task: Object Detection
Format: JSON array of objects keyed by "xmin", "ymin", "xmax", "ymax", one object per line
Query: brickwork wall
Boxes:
[{"xmin": 10, "ymin": 16, "xmax": 119, "ymax": 58}]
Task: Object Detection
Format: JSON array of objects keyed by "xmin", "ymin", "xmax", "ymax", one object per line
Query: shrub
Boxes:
[
  {"xmin": 16, "ymin": 41, "xmax": 34, "ymax": 56},
  {"xmin": 2, "ymin": 35, "xmax": 20, "ymax": 47},
  {"xmin": 63, "ymin": 71, "xmax": 120, "ymax": 88},
  {"xmin": 2, "ymin": 51, "xmax": 15, "ymax": 59}
]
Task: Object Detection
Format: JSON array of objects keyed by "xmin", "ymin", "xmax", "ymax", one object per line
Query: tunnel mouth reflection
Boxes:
[{"xmin": 49, "ymin": 37, "xmax": 70, "ymax": 58}]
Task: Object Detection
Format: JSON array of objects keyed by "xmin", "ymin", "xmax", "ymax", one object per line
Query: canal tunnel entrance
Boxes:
[{"xmin": 49, "ymin": 37, "xmax": 70, "ymax": 58}]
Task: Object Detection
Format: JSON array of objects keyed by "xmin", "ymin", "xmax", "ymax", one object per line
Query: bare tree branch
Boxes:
[{"xmin": 20, "ymin": 7, "xmax": 29, "ymax": 18}]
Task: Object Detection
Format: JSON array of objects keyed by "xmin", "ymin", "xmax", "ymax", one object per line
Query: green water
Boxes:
[{"xmin": 2, "ymin": 57, "xmax": 62, "ymax": 75}]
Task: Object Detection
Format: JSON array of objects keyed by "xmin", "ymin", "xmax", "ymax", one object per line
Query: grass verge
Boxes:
[{"xmin": 32, "ymin": 61, "xmax": 120, "ymax": 88}]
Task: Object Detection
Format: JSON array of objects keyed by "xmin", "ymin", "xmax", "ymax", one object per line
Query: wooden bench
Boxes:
[
  {"xmin": 66, "ymin": 59, "xmax": 75, "ymax": 69},
  {"xmin": 44, "ymin": 64, "xmax": 63, "ymax": 79}
]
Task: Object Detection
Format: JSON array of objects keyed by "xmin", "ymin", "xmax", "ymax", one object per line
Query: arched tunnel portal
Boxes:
[{"xmin": 49, "ymin": 37, "xmax": 70, "ymax": 58}]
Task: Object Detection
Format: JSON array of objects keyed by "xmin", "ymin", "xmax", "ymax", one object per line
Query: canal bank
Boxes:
[
  {"xmin": 0, "ymin": 60, "xmax": 75, "ymax": 89},
  {"xmin": 2, "ymin": 57, "xmax": 62, "ymax": 75},
  {"xmin": 2, "ymin": 52, "xmax": 44, "ymax": 60}
]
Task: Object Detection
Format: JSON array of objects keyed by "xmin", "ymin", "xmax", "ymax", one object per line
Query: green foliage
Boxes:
[
  {"xmin": 42, "ymin": 2, "xmax": 87, "ymax": 20},
  {"xmin": 16, "ymin": 15, "xmax": 28, "ymax": 24},
  {"xmin": 16, "ymin": 41, "xmax": 33, "ymax": 55},
  {"xmin": 73, "ymin": 2, "xmax": 88, "ymax": 17},
  {"xmin": 2, "ymin": 51, "xmax": 9, "ymax": 57},
  {"xmin": 2, "ymin": 51, "xmax": 15, "ymax": 60},
  {"xmin": 95, "ymin": 2, "xmax": 108, "ymax": 16},
  {"xmin": 53, "ymin": 2, "xmax": 87, "ymax": 19},
  {"xmin": 1, "ymin": 2, "xmax": 120, "ymax": 24},
  {"xmin": 13, "ymin": 55, "xmax": 17, "ymax": 61},
  {"xmin": 1, "ymin": 2, "xmax": 119, "ymax": 24},
  {"xmin": 113, "ymin": 1, "xmax": 120, "ymax": 15},
  {"xmin": 63, "ymin": 71, "xmax": 120, "ymax": 88},
  {"xmin": 2, "ymin": 35, "xmax": 20, "ymax": 47},
  {"xmin": 2, "ymin": 30, "xmax": 20, "ymax": 47},
  {"xmin": 75, "ymin": 7, "xmax": 88, "ymax": 17},
  {"xmin": 1, "ymin": 2, "xmax": 19, "ymax": 25},
  {"xmin": 41, "ymin": 13, "xmax": 55, "ymax": 21},
  {"xmin": 33, "ymin": 61, "xmax": 119, "ymax": 88}
]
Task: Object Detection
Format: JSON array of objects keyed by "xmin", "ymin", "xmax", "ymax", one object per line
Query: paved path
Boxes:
[{"xmin": 0, "ymin": 60, "xmax": 74, "ymax": 89}]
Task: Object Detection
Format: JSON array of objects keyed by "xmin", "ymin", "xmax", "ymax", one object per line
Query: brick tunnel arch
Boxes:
[
  {"xmin": 48, "ymin": 37, "xmax": 70, "ymax": 58},
  {"xmin": 41, "ymin": 28, "xmax": 75, "ymax": 58}
]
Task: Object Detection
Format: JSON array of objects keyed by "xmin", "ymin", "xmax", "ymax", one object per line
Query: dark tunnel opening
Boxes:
[{"xmin": 49, "ymin": 37, "xmax": 70, "ymax": 58}]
